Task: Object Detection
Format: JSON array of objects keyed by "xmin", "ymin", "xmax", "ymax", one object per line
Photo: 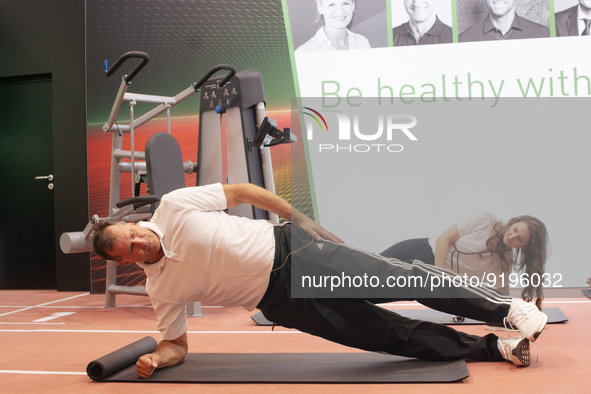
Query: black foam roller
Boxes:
[{"xmin": 86, "ymin": 336, "xmax": 157, "ymax": 381}]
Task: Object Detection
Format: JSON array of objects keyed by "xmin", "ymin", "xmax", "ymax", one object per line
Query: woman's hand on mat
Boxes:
[{"xmin": 136, "ymin": 353, "xmax": 159, "ymax": 378}]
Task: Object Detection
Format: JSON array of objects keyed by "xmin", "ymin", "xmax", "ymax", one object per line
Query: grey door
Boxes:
[{"xmin": 0, "ymin": 77, "xmax": 56, "ymax": 288}]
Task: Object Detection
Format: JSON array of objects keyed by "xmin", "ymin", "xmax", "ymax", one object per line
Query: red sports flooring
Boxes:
[{"xmin": 1, "ymin": 290, "xmax": 589, "ymax": 393}]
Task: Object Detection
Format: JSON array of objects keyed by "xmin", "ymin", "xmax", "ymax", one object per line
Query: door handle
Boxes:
[
  {"xmin": 35, "ymin": 174, "xmax": 54, "ymax": 181},
  {"xmin": 35, "ymin": 174, "xmax": 54, "ymax": 189}
]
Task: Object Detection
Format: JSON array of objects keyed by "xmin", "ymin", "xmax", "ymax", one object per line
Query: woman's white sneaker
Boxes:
[
  {"xmin": 498, "ymin": 336, "xmax": 530, "ymax": 367},
  {"xmin": 506, "ymin": 299, "xmax": 548, "ymax": 342}
]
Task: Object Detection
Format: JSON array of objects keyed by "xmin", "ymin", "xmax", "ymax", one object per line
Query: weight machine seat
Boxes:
[
  {"xmin": 114, "ymin": 132, "xmax": 186, "ymax": 212},
  {"xmin": 145, "ymin": 132, "xmax": 186, "ymax": 209}
]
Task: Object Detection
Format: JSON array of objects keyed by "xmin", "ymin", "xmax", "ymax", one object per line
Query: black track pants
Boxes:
[{"xmin": 256, "ymin": 224, "xmax": 510, "ymax": 362}]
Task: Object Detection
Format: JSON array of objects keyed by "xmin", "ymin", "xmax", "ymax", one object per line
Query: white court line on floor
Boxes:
[
  {"xmin": 33, "ymin": 312, "xmax": 76, "ymax": 322},
  {"xmin": 381, "ymin": 300, "xmax": 591, "ymax": 307},
  {"xmin": 0, "ymin": 305, "xmax": 222, "ymax": 309},
  {"xmin": 0, "ymin": 301, "xmax": 587, "ymax": 310},
  {"xmin": 0, "ymin": 305, "xmax": 152, "ymax": 309},
  {"xmin": 0, "ymin": 370, "xmax": 86, "ymax": 376},
  {"xmin": 0, "ymin": 329, "xmax": 300, "ymax": 334},
  {"xmin": 0, "ymin": 293, "xmax": 90, "ymax": 318},
  {"xmin": 0, "ymin": 322, "xmax": 65, "ymax": 325}
]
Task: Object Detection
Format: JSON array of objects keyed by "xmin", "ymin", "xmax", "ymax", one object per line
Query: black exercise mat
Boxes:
[
  {"xmin": 251, "ymin": 307, "xmax": 568, "ymax": 326},
  {"xmin": 96, "ymin": 352, "xmax": 469, "ymax": 383},
  {"xmin": 389, "ymin": 306, "xmax": 568, "ymax": 325},
  {"xmin": 582, "ymin": 289, "xmax": 591, "ymax": 299},
  {"xmin": 250, "ymin": 310, "xmax": 481, "ymax": 326},
  {"xmin": 251, "ymin": 311, "xmax": 275, "ymax": 326}
]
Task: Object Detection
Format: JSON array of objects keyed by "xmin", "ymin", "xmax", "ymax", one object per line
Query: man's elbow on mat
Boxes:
[{"xmin": 159, "ymin": 333, "xmax": 189, "ymax": 367}]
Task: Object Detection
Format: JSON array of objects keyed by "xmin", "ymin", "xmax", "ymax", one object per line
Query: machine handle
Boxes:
[
  {"xmin": 104, "ymin": 51, "xmax": 150, "ymax": 83},
  {"xmin": 193, "ymin": 64, "xmax": 237, "ymax": 91},
  {"xmin": 116, "ymin": 195, "xmax": 161, "ymax": 210}
]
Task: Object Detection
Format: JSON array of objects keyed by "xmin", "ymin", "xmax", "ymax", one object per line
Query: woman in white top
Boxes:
[
  {"xmin": 380, "ymin": 214, "xmax": 549, "ymax": 310},
  {"xmin": 295, "ymin": 0, "xmax": 371, "ymax": 52}
]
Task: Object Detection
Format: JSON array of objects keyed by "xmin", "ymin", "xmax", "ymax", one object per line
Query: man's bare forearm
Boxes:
[
  {"xmin": 223, "ymin": 183, "xmax": 294, "ymax": 220},
  {"xmin": 222, "ymin": 183, "xmax": 343, "ymax": 243}
]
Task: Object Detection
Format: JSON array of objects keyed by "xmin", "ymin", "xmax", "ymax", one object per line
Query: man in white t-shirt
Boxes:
[{"xmin": 92, "ymin": 183, "xmax": 549, "ymax": 378}]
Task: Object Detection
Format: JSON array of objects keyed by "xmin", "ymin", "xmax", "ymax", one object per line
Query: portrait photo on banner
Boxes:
[
  {"xmin": 554, "ymin": 0, "xmax": 591, "ymax": 36},
  {"xmin": 457, "ymin": 0, "xmax": 550, "ymax": 42},
  {"xmin": 287, "ymin": 0, "xmax": 389, "ymax": 53},
  {"xmin": 391, "ymin": 0, "xmax": 454, "ymax": 46}
]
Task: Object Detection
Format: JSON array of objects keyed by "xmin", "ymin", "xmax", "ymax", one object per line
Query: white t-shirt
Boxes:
[
  {"xmin": 136, "ymin": 183, "xmax": 276, "ymax": 340},
  {"xmin": 428, "ymin": 213, "xmax": 512, "ymax": 287},
  {"xmin": 295, "ymin": 27, "xmax": 371, "ymax": 52}
]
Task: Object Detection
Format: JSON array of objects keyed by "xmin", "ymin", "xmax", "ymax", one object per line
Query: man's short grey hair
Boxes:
[{"xmin": 92, "ymin": 220, "xmax": 124, "ymax": 261}]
